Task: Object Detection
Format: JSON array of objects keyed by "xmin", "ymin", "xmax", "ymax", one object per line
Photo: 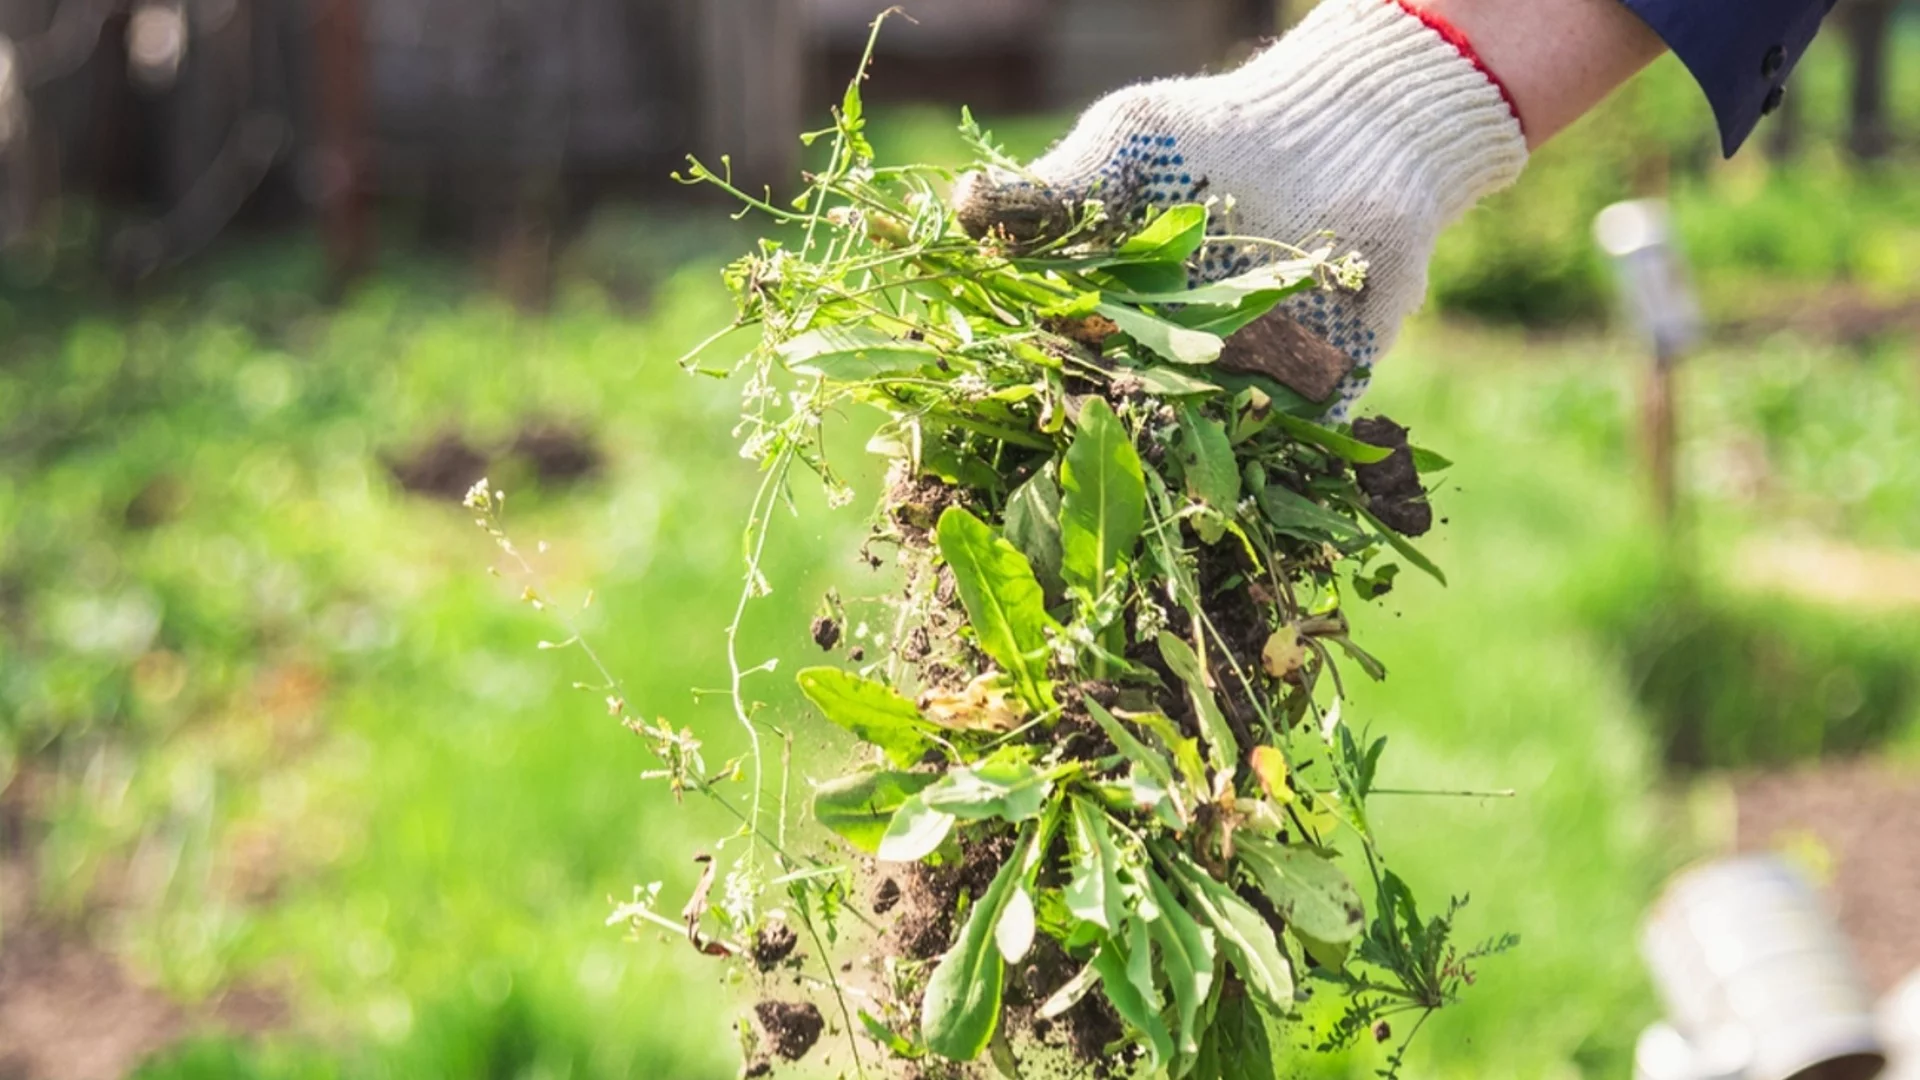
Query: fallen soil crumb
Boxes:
[
  {"xmin": 1736, "ymin": 759, "xmax": 1920, "ymax": 991},
  {"xmin": 810, "ymin": 615, "xmax": 842, "ymax": 652},
  {"xmin": 750, "ymin": 923, "xmax": 799, "ymax": 972},
  {"xmin": 753, "ymin": 1000, "xmax": 825, "ymax": 1061},
  {"xmin": 871, "ymin": 877, "xmax": 902, "ymax": 916}
]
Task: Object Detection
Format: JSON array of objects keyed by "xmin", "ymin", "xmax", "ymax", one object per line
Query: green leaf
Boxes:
[
  {"xmin": 878, "ymin": 792, "xmax": 957, "ymax": 863},
  {"xmin": 1084, "ymin": 701, "xmax": 1178, "ymax": 796},
  {"xmin": 1272, "ymin": 414, "xmax": 1394, "ymax": 465},
  {"xmin": 1064, "ymin": 798, "xmax": 1128, "ymax": 933},
  {"xmin": 922, "ymin": 754, "xmax": 1053, "ymax": 823},
  {"xmin": 814, "ymin": 771, "xmax": 938, "ymax": 853},
  {"xmin": 1144, "ymin": 867, "xmax": 1217, "ymax": 1072},
  {"xmin": 1115, "ymin": 204, "xmax": 1208, "ymax": 265},
  {"xmin": 921, "ymin": 438, "xmax": 1006, "ymax": 493},
  {"xmin": 859, "ymin": 1010, "xmax": 927, "ymax": 1060},
  {"xmin": 777, "ymin": 324, "xmax": 940, "ymax": 380},
  {"xmin": 1104, "ymin": 259, "xmax": 1317, "ymax": 307},
  {"xmin": 796, "ymin": 668, "xmax": 933, "ymax": 768},
  {"xmin": 1004, "ymin": 468, "xmax": 1065, "ymax": 597},
  {"xmin": 1158, "ymin": 846, "xmax": 1294, "ymax": 1010},
  {"xmin": 1176, "ymin": 406, "xmax": 1241, "ymax": 517},
  {"xmin": 1123, "ymin": 363, "xmax": 1223, "ymax": 397},
  {"xmin": 996, "ymin": 885, "xmax": 1036, "ymax": 963},
  {"xmin": 1060, "ymin": 399, "xmax": 1147, "ymax": 596},
  {"xmin": 1156, "ymin": 633, "xmax": 1238, "ymax": 774},
  {"xmin": 1235, "ymin": 835, "xmax": 1366, "ymax": 944},
  {"xmin": 1095, "ymin": 260, "xmax": 1190, "ymax": 295},
  {"xmin": 921, "ymin": 828, "xmax": 1035, "ymax": 1061},
  {"xmin": 1037, "ymin": 291, "xmax": 1102, "ymax": 319},
  {"xmin": 1098, "ymin": 302, "xmax": 1224, "ymax": 366},
  {"xmin": 936, "ymin": 508, "xmax": 1060, "ymax": 710},
  {"xmin": 1411, "ymin": 446, "xmax": 1454, "ymax": 474},
  {"xmin": 1192, "ymin": 985, "xmax": 1277, "ymax": 1080},
  {"xmin": 1093, "ymin": 928, "xmax": 1174, "ymax": 1070},
  {"xmin": 1257, "ymin": 484, "xmax": 1366, "ymax": 542},
  {"xmin": 1353, "ymin": 504, "xmax": 1448, "ymax": 586}
]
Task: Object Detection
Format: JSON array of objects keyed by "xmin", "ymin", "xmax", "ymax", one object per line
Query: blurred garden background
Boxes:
[{"xmin": 1, "ymin": 0, "xmax": 1918, "ymax": 1077}]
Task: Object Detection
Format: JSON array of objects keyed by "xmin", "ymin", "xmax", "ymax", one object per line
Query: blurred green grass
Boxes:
[{"xmin": 1, "ymin": 34, "xmax": 1916, "ymax": 1079}]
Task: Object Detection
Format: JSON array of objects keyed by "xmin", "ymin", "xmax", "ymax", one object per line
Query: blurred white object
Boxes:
[
  {"xmin": 1643, "ymin": 856, "xmax": 1886, "ymax": 1080},
  {"xmin": 0, "ymin": 36, "xmax": 20, "ymax": 150},
  {"xmin": 128, "ymin": 2, "xmax": 189, "ymax": 91},
  {"xmin": 1594, "ymin": 198, "xmax": 1703, "ymax": 360},
  {"xmin": 1877, "ymin": 969, "xmax": 1920, "ymax": 1079},
  {"xmin": 1636, "ymin": 1021, "xmax": 1749, "ymax": 1080}
]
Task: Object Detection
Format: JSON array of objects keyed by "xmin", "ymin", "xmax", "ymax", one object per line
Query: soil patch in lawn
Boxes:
[{"xmin": 1736, "ymin": 758, "xmax": 1920, "ymax": 992}]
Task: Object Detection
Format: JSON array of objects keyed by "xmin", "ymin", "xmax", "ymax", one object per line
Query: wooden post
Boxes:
[
  {"xmin": 313, "ymin": 0, "xmax": 371, "ymax": 288},
  {"xmin": 1595, "ymin": 200, "xmax": 1701, "ymax": 532},
  {"xmin": 1840, "ymin": 0, "xmax": 1900, "ymax": 162},
  {"xmin": 695, "ymin": 0, "xmax": 805, "ymax": 194}
]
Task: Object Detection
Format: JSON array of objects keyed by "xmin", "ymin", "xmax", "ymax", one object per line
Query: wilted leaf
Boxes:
[
  {"xmin": 1248, "ymin": 746, "xmax": 1292, "ymax": 804},
  {"xmin": 1259, "ymin": 626, "xmax": 1306, "ymax": 679},
  {"xmin": 921, "ymin": 672, "xmax": 1026, "ymax": 733},
  {"xmin": 796, "ymin": 667, "xmax": 933, "ymax": 767},
  {"xmin": 922, "ymin": 829, "xmax": 1035, "ymax": 1061},
  {"xmin": 1061, "ymin": 399, "xmax": 1147, "ymax": 596},
  {"xmin": 814, "ymin": 771, "xmax": 937, "ymax": 853},
  {"xmin": 937, "ymin": 508, "xmax": 1060, "ymax": 710}
]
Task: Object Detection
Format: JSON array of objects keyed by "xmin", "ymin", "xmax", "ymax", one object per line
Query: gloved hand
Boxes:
[{"xmin": 953, "ymin": 0, "xmax": 1529, "ymax": 418}]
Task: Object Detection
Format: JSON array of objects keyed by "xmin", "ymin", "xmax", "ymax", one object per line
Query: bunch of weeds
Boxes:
[{"xmin": 488, "ymin": 14, "xmax": 1516, "ymax": 1079}]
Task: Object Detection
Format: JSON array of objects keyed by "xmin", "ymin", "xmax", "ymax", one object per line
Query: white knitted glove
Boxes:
[{"xmin": 953, "ymin": 0, "xmax": 1529, "ymax": 418}]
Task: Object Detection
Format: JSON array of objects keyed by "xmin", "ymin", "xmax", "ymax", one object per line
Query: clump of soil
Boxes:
[
  {"xmin": 753, "ymin": 1000, "xmax": 825, "ymax": 1061},
  {"xmin": 750, "ymin": 923, "xmax": 799, "ymax": 972},
  {"xmin": 1003, "ymin": 936, "xmax": 1133, "ymax": 1079},
  {"xmin": 886, "ymin": 473, "xmax": 966, "ymax": 545},
  {"xmin": 510, "ymin": 420, "xmax": 604, "ymax": 485},
  {"xmin": 1350, "ymin": 416, "xmax": 1432, "ymax": 538},
  {"xmin": 891, "ymin": 832, "xmax": 1018, "ymax": 962},
  {"xmin": 387, "ymin": 431, "xmax": 490, "ymax": 498},
  {"xmin": 810, "ymin": 615, "xmax": 843, "ymax": 651},
  {"xmin": 871, "ymin": 877, "xmax": 903, "ymax": 916},
  {"xmin": 386, "ymin": 419, "xmax": 606, "ymax": 500}
]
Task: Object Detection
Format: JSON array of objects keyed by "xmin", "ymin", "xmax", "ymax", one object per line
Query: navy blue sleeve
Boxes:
[{"xmin": 1618, "ymin": 0, "xmax": 1840, "ymax": 156}]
